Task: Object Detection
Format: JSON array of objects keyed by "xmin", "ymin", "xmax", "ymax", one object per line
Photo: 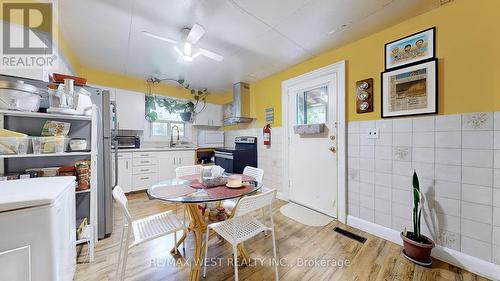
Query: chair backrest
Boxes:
[
  {"xmin": 175, "ymin": 165, "xmax": 203, "ymax": 179},
  {"xmin": 243, "ymin": 166, "xmax": 264, "ymax": 183},
  {"xmin": 234, "ymin": 188, "xmax": 276, "ymax": 218},
  {"xmin": 112, "ymin": 186, "xmax": 132, "ymax": 224}
]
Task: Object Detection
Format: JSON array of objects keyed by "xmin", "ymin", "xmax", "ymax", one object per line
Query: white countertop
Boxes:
[
  {"xmin": 0, "ymin": 177, "xmax": 75, "ymax": 212},
  {"xmin": 115, "ymin": 147, "xmax": 198, "ymax": 152}
]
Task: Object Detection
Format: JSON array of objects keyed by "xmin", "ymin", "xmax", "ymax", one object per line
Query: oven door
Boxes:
[{"xmin": 214, "ymin": 151, "xmax": 234, "ymax": 173}]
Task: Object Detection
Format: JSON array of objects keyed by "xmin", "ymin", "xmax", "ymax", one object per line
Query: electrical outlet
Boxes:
[{"xmin": 366, "ymin": 128, "xmax": 379, "ymax": 139}]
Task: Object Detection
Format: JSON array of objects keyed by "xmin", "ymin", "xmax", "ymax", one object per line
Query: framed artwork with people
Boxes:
[{"xmin": 385, "ymin": 27, "xmax": 435, "ymax": 70}]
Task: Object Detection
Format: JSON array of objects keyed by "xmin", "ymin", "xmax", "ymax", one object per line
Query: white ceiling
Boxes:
[{"xmin": 59, "ymin": 0, "xmax": 440, "ymax": 93}]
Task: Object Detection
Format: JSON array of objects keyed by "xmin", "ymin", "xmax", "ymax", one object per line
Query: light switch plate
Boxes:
[{"xmin": 366, "ymin": 128, "xmax": 379, "ymax": 139}]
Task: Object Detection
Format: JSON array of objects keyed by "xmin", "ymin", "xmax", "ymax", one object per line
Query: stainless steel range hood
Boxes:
[{"xmin": 223, "ymin": 82, "xmax": 254, "ymax": 125}]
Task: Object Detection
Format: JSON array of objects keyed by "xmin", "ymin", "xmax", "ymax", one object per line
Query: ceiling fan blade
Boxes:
[
  {"xmin": 173, "ymin": 46, "xmax": 183, "ymax": 56},
  {"xmin": 142, "ymin": 31, "xmax": 178, "ymax": 44},
  {"xmin": 186, "ymin": 24, "xmax": 205, "ymax": 44},
  {"xmin": 199, "ymin": 48, "xmax": 224, "ymax": 62}
]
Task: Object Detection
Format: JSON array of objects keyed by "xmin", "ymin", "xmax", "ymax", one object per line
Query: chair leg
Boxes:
[
  {"xmin": 271, "ymin": 229, "xmax": 279, "ymax": 281},
  {"xmin": 183, "ymin": 207, "xmax": 187, "ymax": 250},
  {"xmin": 203, "ymin": 227, "xmax": 210, "ymax": 278},
  {"xmin": 262, "ymin": 209, "xmax": 268, "ymax": 236},
  {"xmin": 233, "ymin": 244, "xmax": 239, "ymax": 281},
  {"xmin": 115, "ymin": 226, "xmax": 126, "ymax": 280},
  {"xmin": 118, "ymin": 228, "xmax": 131, "ymax": 281},
  {"xmin": 173, "ymin": 231, "xmax": 178, "ymax": 255}
]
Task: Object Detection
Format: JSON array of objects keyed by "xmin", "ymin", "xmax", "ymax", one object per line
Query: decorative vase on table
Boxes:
[{"xmin": 401, "ymin": 171, "xmax": 435, "ymax": 267}]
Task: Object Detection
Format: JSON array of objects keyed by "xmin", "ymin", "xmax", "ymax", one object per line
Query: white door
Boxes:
[{"xmin": 288, "ymin": 75, "xmax": 338, "ymax": 217}]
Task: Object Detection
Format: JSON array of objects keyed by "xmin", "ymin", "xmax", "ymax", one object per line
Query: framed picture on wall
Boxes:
[
  {"xmin": 381, "ymin": 59, "xmax": 437, "ymax": 118},
  {"xmin": 385, "ymin": 27, "xmax": 435, "ymax": 70}
]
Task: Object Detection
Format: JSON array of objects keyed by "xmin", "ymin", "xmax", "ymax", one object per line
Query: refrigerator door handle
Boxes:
[{"xmin": 111, "ymin": 101, "xmax": 119, "ymax": 187}]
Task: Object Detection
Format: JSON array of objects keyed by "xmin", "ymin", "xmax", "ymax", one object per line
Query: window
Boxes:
[
  {"xmin": 151, "ymin": 121, "xmax": 185, "ymax": 138},
  {"xmin": 147, "ymin": 97, "xmax": 188, "ymax": 139},
  {"xmin": 296, "ymin": 85, "xmax": 328, "ymax": 125}
]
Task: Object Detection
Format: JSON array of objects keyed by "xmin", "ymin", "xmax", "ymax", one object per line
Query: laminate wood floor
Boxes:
[{"xmin": 74, "ymin": 192, "xmax": 489, "ymax": 281}]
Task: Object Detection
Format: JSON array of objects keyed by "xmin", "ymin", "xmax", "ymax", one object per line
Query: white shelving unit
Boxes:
[
  {"xmin": 0, "ymin": 108, "xmax": 98, "ymax": 262},
  {"xmin": 0, "ymin": 152, "xmax": 92, "ymax": 159}
]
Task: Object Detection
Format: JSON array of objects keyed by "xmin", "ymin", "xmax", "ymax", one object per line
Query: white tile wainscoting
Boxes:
[{"xmin": 347, "ymin": 112, "xmax": 500, "ymax": 267}]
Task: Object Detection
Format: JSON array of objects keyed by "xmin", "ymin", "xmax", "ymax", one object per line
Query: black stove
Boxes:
[{"xmin": 214, "ymin": 136, "xmax": 257, "ymax": 173}]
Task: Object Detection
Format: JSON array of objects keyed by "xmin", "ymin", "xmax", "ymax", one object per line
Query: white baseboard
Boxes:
[
  {"xmin": 276, "ymin": 191, "xmax": 288, "ymax": 201},
  {"xmin": 347, "ymin": 215, "xmax": 500, "ymax": 281}
]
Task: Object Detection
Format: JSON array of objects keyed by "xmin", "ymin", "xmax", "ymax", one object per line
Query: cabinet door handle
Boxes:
[
  {"xmin": 140, "ymin": 160, "xmax": 149, "ymax": 164},
  {"xmin": 140, "ymin": 169, "xmax": 148, "ymax": 172},
  {"xmin": 126, "ymin": 160, "xmax": 129, "ymax": 169},
  {"xmin": 179, "ymin": 157, "xmax": 182, "ymax": 165},
  {"xmin": 140, "ymin": 177, "xmax": 149, "ymax": 180},
  {"xmin": 174, "ymin": 158, "xmax": 176, "ymax": 165}
]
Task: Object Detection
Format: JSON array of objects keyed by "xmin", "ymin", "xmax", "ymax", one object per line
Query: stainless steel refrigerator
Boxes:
[{"xmin": 0, "ymin": 74, "xmax": 116, "ymax": 239}]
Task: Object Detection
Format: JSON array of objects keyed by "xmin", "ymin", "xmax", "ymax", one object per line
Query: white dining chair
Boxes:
[
  {"xmin": 113, "ymin": 186, "xmax": 186, "ymax": 281},
  {"xmin": 175, "ymin": 165, "xmax": 203, "ymax": 179},
  {"xmin": 224, "ymin": 166, "xmax": 264, "ymax": 210},
  {"xmin": 203, "ymin": 188, "xmax": 279, "ymax": 281}
]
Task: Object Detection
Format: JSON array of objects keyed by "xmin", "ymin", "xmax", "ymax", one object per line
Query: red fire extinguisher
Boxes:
[{"xmin": 263, "ymin": 124, "xmax": 271, "ymax": 146}]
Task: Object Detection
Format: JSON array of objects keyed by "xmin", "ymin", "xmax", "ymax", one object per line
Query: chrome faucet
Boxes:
[{"xmin": 170, "ymin": 125, "xmax": 180, "ymax": 147}]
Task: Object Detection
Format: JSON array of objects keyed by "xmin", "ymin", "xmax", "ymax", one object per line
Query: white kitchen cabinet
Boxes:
[
  {"xmin": 112, "ymin": 153, "xmax": 133, "ymax": 193},
  {"xmin": 193, "ymin": 103, "xmax": 223, "ymax": 127},
  {"xmin": 158, "ymin": 156, "xmax": 176, "ymax": 181},
  {"xmin": 115, "ymin": 89, "xmax": 145, "ymax": 131},
  {"xmin": 157, "ymin": 150, "xmax": 195, "ymax": 181},
  {"xmin": 115, "ymin": 150, "xmax": 195, "ymax": 191},
  {"xmin": 117, "ymin": 159, "xmax": 133, "ymax": 193},
  {"xmin": 177, "ymin": 151, "xmax": 195, "ymax": 167}
]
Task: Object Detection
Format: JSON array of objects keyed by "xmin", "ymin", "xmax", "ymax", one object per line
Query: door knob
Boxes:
[
  {"xmin": 329, "ymin": 147, "xmax": 336, "ymax": 153},
  {"xmin": 330, "ymin": 135, "xmax": 336, "ymax": 141}
]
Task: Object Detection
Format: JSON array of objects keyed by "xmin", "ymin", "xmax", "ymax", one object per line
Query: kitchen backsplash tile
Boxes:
[
  {"xmin": 435, "ymin": 114, "xmax": 462, "ymax": 131},
  {"xmin": 462, "ymin": 149, "xmax": 493, "ymax": 168},
  {"xmin": 462, "ymin": 112, "xmax": 493, "ymax": 131},
  {"xmin": 462, "ymin": 131, "xmax": 493, "ymax": 149},
  {"xmin": 461, "ymin": 218, "xmax": 492, "ymax": 243},
  {"xmin": 462, "ymin": 236, "xmax": 492, "ymax": 262},
  {"xmin": 435, "ymin": 148, "xmax": 461, "ymax": 165},
  {"xmin": 393, "ymin": 119, "xmax": 412, "ymax": 132},
  {"xmin": 412, "ymin": 116, "xmax": 435, "ymax": 132},
  {"xmin": 461, "ymin": 184, "xmax": 492, "ymax": 205},
  {"xmin": 435, "ymin": 131, "xmax": 462, "ymax": 148}
]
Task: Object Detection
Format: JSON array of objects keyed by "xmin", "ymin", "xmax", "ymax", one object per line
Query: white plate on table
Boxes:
[{"xmin": 226, "ymin": 183, "xmax": 243, "ymax": 189}]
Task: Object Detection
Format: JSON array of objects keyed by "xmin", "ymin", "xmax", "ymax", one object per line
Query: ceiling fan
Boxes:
[{"xmin": 142, "ymin": 24, "xmax": 224, "ymax": 63}]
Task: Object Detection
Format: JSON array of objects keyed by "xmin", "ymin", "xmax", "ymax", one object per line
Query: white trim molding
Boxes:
[
  {"xmin": 281, "ymin": 61, "xmax": 347, "ymax": 223},
  {"xmin": 347, "ymin": 215, "xmax": 500, "ymax": 281}
]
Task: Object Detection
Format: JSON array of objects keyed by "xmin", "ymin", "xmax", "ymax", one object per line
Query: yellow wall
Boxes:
[
  {"xmin": 78, "ymin": 67, "xmax": 233, "ymax": 104},
  {"xmin": 245, "ymin": 0, "xmax": 500, "ymax": 128}
]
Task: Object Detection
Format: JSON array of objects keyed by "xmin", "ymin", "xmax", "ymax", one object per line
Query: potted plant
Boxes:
[
  {"xmin": 400, "ymin": 171, "xmax": 435, "ymax": 266},
  {"xmin": 179, "ymin": 101, "xmax": 194, "ymax": 122}
]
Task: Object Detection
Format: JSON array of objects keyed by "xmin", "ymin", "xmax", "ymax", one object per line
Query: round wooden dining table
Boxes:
[{"xmin": 147, "ymin": 174, "xmax": 262, "ymax": 281}]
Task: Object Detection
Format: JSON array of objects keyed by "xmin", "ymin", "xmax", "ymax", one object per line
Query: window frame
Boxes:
[{"xmin": 143, "ymin": 95, "xmax": 192, "ymax": 143}]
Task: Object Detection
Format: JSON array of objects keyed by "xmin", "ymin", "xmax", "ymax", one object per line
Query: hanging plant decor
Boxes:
[{"xmin": 145, "ymin": 95, "xmax": 195, "ymax": 122}]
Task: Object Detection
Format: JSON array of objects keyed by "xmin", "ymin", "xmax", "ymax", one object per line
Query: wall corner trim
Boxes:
[{"xmin": 346, "ymin": 215, "xmax": 500, "ymax": 281}]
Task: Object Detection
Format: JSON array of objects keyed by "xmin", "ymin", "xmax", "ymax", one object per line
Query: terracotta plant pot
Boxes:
[{"xmin": 400, "ymin": 232, "xmax": 435, "ymax": 266}]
